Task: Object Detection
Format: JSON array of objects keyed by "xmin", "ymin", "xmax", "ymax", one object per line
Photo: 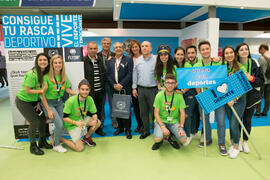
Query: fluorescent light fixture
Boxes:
[{"xmin": 255, "ymin": 33, "xmax": 270, "ymax": 38}]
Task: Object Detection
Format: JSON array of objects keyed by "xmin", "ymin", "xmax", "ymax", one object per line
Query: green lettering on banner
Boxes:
[{"xmin": 0, "ymin": 0, "xmax": 20, "ymax": 7}]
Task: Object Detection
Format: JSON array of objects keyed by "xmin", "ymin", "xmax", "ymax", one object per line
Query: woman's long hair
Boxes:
[
  {"xmin": 174, "ymin": 47, "xmax": 186, "ymax": 68},
  {"xmin": 33, "ymin": 53, "xmax": 50, "ymax": 85},
  {"xmin": 222, "ymin": 46, "xmax": 240, "ymax": 74},
  {"xmin": 155, "ymin": 53, "xmax": 174, "ymax": 83},
  {"xmin": 49, "ymin": 54, "xmax": 66, "ymax": 84}
]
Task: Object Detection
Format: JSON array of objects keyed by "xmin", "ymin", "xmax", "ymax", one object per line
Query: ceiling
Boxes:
[
  {"xmin": 0, "ymin": 0, "xmax": 270, "ymax": 24},
  {"xmin": 0, "ymin": 0, "xmax": 113, "ymax": 20}
]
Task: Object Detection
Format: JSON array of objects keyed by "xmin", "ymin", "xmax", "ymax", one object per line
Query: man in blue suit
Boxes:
[{"xmin": 106, "ymin": 42, "xmax": 133, "ymax": 139}]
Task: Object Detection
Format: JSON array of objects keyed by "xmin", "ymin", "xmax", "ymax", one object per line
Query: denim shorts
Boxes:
[{"xmin": 153, "ymin": 121, "xmax": 187, "ymax": 141}]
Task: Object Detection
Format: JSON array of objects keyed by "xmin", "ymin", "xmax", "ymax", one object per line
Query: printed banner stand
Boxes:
[
  {"xmin": 196, "ymin": 70, "xmax": 262, "ymax": 160},
  {"xmin": 2, "ymin": 15, "xmax": 84, "ymax": 139}
]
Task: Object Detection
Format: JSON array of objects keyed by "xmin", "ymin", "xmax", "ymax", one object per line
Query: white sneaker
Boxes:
[
  {"xmin": 228, "ymin": 146, "xmax": 234, "ymax": 155},
  {"xmin": 238, "ymin": 141, "xmax": 243, "ymax": 152},
  {"xmin": 229, "ymin": 147, "xmax": 240, "ymax": 159},
  {"xmin": 200, "ymin": 134, "xmax": 204, "ymax": 143},
  {"xmin": 191, "ymin": 133, "xmax": 198, "ymax": 138},
  {"xmin": 183, "ymin": 137, "xmax": 192, "ymax": 146},
  {"xmin": 242, "ymin": 141, "xmax": 250, "ymax": 153},
  {"xmin": 53, "ymin": 144, "xmax": 67, "ymax": 153}
]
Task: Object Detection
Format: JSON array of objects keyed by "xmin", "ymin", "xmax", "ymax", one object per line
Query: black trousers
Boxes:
[
  {"xmin": 241, "ymin": 106, "xmax": 256, "ymax": 141},
  {"xmin": 255, "ymin": 84, "xmax": 270, "ymax": 114},
  {"xmin": 0, "ymin": 68, "xmax": 8, "ymax": 86},
  {"xmin": 117, "ymin": 117, "xmax": 131, "ymax": 131},
  {"xmin": 90, "ymin": 90, "xmax": 105, "ymax": 124},
  {"xmin": 15, "ymin": 97, "xmax": 46, "ymax": 143},
  {"xmin": 132, "ymin": 91, "xmax": 143, "ymax": 128}
]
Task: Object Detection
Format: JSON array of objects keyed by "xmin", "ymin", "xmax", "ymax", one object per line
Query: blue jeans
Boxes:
[
  {"xmin": 226, "ymin": 95, "xmax": 246, "ymax": 145},
  {"xmin": 41, "ymin": 99, "xmax": 64, "ymax": 146},
  {"xmin": 153, "ymin": 121, "xmax": 186, "ymax": 141},
  {"xmin": 184, "ymin": 89, "xmax": 200, "ymax": 137},
  {"xmin": 199, "ymin": 105, "xmax": 226, "ymax": 144}
]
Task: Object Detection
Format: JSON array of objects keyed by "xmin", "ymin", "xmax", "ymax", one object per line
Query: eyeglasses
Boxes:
[{"xmin": 165, "ymin": 82, "xmax": 176, "ymax": 85}]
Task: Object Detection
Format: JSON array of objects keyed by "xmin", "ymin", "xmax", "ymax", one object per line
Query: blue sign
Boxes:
[
  {"xmin": 177, "ymin": 65, "xmax": 227, "ymax": 89},
  {"xmin": 195, "ymin": 70, "xmax": 252, "ymax": 114},
  {"xmin": 21, "ymin": 0, "xmax": 95, "ymax": 6},
  {"xmin": 2, "ymin": 15, "xmax": 82, "ymax": 48}
]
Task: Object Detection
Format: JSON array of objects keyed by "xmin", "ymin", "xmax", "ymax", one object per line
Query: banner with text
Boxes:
[
  {"xmin": 177, "ymin": 65, "xmax": 227, "ymax": 89},
  {"xmin": 21, "ymin": 0, "xmax": 95, "ymax": 6},
  {"xmin": 195, "ymin": 70, "xmax": 252, "ymax": 114},
  {"xmin": 2, "ymin": 15, "xmax": 84, "ymax": 139},
  {"xmin": 2, "ymin": 15, "xmax": 82, "ymax": 48}
]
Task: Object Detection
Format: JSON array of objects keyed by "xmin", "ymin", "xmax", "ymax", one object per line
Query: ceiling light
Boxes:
[
  {"xmin": 240, "ymin": 6, "xmax": 244, "ymax": 9},
  {"xmin": 116, "ymin": 4, "xmax": 120, "ymax": 7}
]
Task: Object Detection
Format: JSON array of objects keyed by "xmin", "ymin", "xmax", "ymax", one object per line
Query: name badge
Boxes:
[{"xmin": 167, "ymin": 117, "xmax": 172, "ymax": 122}]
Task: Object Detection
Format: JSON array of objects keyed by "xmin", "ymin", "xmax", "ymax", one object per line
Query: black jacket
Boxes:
[
  {"xmin": 83, "ymin": 55, "xmax": 105, "ymax": 96},
  {"xmin": 246, "ymin": 58, "xmax": 265, "ymax": 108},
  {"xmin": 106, "ymin": 55, "xmax": 133, "ymax": 95}
]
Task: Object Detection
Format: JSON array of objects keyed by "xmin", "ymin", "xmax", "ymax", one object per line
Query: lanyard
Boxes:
[
  {"xmin": 164, "ymin": 91, "xmax": 174, "ymax": 115},
  {"xmin": 77, "ymin": 95, "xmax": 87, "ymax": 120},
  {"xmin": 227, "ymin": 64, "xmax": 234, "ymax": 76},
  {"xmin": 247, "ymin": 58, "xmax": 252, "ymax": 74},
  {"xmin": 202, "ymin": 60, "xmax": 213, "ymax": 67},
  {"xmin": 54, "ymin": 76, "xmax": 62, "ymax": 96}
]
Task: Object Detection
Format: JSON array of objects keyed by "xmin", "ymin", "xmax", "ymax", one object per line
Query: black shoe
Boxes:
[
  {"xmin": 30, "ymin": 142, "xmax": 44, "ymax": 155},
  {"xmin": 96, "ymin": 128, "xmax": 106, "ymax": 136},
  {"xmin": 254, "ymin": 112, "xmax": 261, "ymax": 117},
  {"xmin": 261, "ymin": 112, "xmax": 267, "ymax": 117},
  {"xmin": 152, "ymin": 141, "xmax": 163, "ymax": 150},
  {"xmin": 168, "ymin": 136, "xmax": 180, "ymax": 149},
  {"xmin": 219, "ymin": 144, "xmax": 228, "ymax": 156},
  {"xmin": 126, "ymin": 130, "xmax": 132, "ymax": 139},
  {"xmin": 113, "ymin": 129, "xmax": 124, "ymax": 136},
  {"xmin": 38, "ymin": 137, "xmax": 53, "ymax": 149},
  {"xmin": 199, "ymin": 139, "xmax": 213, "ymax": 148},
  {"xmin": 140, "ymin": 132, "xmax": 150, "ymax": 139},
  {"xmin": 82, "ymin": 136, "xmax": 96, "ymax": 146}
]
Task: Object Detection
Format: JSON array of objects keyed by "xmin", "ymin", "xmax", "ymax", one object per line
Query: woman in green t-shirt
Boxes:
[
  {"xmin": 155, "ymin": 44, "xmax": 175, "ymax": 91},
  {"xmin": 15, "ymin": 53, "xmax": 52, "ymax": 155},
  {"xmin": 41, "ymin": 54, "xmax": 76, "ymax": 153}
]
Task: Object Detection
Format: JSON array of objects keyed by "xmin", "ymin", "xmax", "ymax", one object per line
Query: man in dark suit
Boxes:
[
  {"xmin": 97, "ymin": 38, "xmax": 117, "ymax": 129},
  {"xmin": 83, "ymin": 41, "xmax": 106, "ymax": 136},
  {"xmin": 106, "ymin": 42, "xmax": 133, "ymax": 139}
]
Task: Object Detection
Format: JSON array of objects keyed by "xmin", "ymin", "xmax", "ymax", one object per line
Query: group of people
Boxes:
[{"xmin": 15, "ymin": 37, "xmax": 268, "ymax": 159}]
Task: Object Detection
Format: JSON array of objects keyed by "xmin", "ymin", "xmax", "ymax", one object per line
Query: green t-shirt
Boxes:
[
  {"xmin": 186, "ymin": 58, "xmax": 202, "ymax": 67},
  {"xmin": 153, "ymin": 91, "xmax": 186, "ymax": 124},
  {"xmin": 193, "ymin": 59, "xmax": 223, "ymax": 67},
  {"xmin": 44, "ymin": 74, "xmax": 71, "ymax": 100},
  {"xmin": 240, "ymin": 58, "xmax": 252, "ymax": 74},
  {"xmin": 63, "ymin": 94, "xmax": 97, "ymax": 131},
  {"xmin": 227, "ymin": 62, "xmax": 247, "ymax": 75},
  {"xmin": 16, "ymin": 69, "xmax": 42, "ymax": 102},
  {"xmin": 155, "ymin": 67, "xmax": 176, "ymax": 87}
]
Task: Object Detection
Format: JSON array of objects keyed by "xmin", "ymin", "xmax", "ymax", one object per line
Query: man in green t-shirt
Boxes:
[
  {"xmin": 152, "ymin": 74, "xmax": 187, "ymax": 150},
  {"xmin": 61, "ymin": 79, "xmax": 101, "ymax": 152}
]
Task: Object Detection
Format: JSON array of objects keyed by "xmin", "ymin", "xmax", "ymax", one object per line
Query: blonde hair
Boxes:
[{"xmin": 49, "ymin": 54, "xmax": 66, "ymax": 84}]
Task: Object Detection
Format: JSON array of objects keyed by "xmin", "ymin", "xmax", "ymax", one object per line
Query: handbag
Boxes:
[{"xmin": 111, "ymin": 89, "xmax": 131, "ymax": 119}]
